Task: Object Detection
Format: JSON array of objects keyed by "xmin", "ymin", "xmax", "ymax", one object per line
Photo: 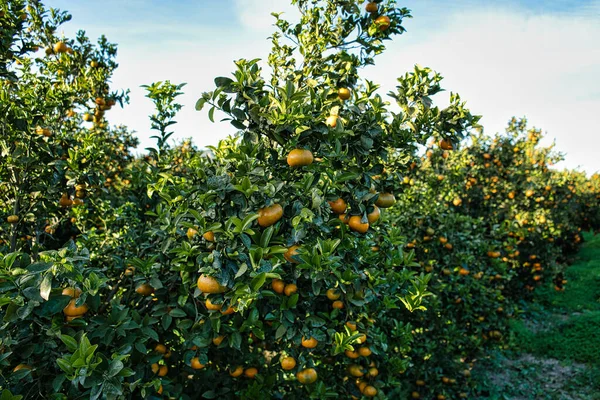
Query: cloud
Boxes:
[
  {"xmin": 363, "ymin": 2, "xmax": 600, "ymax": 174},
  {"xmin": 55, "ymin": 0, "xmax": 600, "ymax": 174}
]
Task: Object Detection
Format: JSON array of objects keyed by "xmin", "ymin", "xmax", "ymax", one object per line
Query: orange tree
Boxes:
[
  {"xmin": 1, "ymin": 0, "xmax": 480, "ymax": 398},
  {"xmin": 0, "ymin": 1, "xmax": 141, "ymax": 398}
]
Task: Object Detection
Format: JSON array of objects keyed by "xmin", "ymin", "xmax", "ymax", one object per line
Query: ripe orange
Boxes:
[
  {"xmin": 296, "ymin": 368, "xmax": 318, "ymax": 384},
  {"xmin": 205, "ymin": 298, "xmax": 223, "ymax": 311},
  {"xmin": 229, "ymin": 365, "xmax": 244, "ymax": 377},
  {"xmin": 375, "ymin": 15, "xmax": 390, "ymax": 31},
  {"xmin": 375, "ymin": 193, "xmax": 396, "ymax": 208},
  {"xmin": 244, "ymin": 367, "xmax": 258, "ymax": 378},
  {"xmin": 439, "ymin": 138, "xmax": 453, "ymax": 150},
  {"xmin": 63, "ymin": 299, "xmax": 88, "ymax": 317},
  {"xmin": 191, "ymin": 357, "xmax": 205, "ymax": 370},
  {"xmin": 158, "ymin": 365, "xmax": 168, "ymax": 376},
  {"xmin": 338, "ymin": 213, "xmax": 349, "ymax": 224},
  {"xmin": 365, "ymin": 2, "xmax": 378, "ymax": 13},
  {"xmin": 7, "ymin": 215, "xmax": 19, "ymax": 224},
  {"xmin": 203, "ymin": 231, "xmax": 215, "ymax": 242},
  {"xmin": 212, "ymin": 335, "xmax": 225, "ymax": 346},
  {"xmin": 62, "ymin": 287, "xmax": 82, "ymax": 298},
  {"xmin": 338, "ymin": 88, "xmax": 351, "ymax": 101},
  {"xmin": 221, "ymin": 306, "xmax": 235, "ymax": 315},
  {"xmin": 358, "ymin": 346, "xmax": 372, "ymax": 357},
  {"xmin": 363, "ymin": 386, "xmax": 377, "ymax": 397},
  {"xmin": 284, "ymin": 283, "xmax": 297, "ymax": 296},
  {"xmin": 345, "ymin": 350, "xmax": 360, "ymax": 359},
  {"xmin": 345, "ymin": 321, "xmax": 357, "ymax": 331},
  {"xmin": 459, "ymin": 268, "xmax": 470, "ymax": 276},
  {"xmin": 125, "ymin": 266, "xmax": 135, "ymax": 276},
  {"xmin": 272, "ymin": 279, "xmax": 285, "ymax": 294},
  {"xmin": 281, "ymin": 356, "xmax": 296, "ymax": 371},
  {"xmin": 301, "ymin": 337, "xmax": 318, "ymax": 349},
  {"xmin": 326, "ymin": 288, "xmax": 341, "ymax": 300},
  {"xmin": 154, "ymin": 344, "xmax": 167, "ymax": 354},
  {"xmin": 284, "ymin": 245, "xmax": 301, "ymax": 263},
  {"xmin": 368, "ymin": 367, "xmax": 379, "ymax": 377},
  {"xmin": 287, "ymin": 149, "xmax": 314, "ymax": 167},
  {"xmin": 348, "ymin": 364, "xmax": 364, "ymax": 377},
  {"xmin": 53, "ymin": 42, "xmax": 68, "ymax": 53},
  {"xmin": 328, "ymin": 198, "xmax": 347, "ymax": 214},
  {"xmin": 332, "ymin": 300, "xmax": 344, "ymax": 309},
  {"xmin": 367, "ymin": 205, "xmax": 380, "ymax": 224},
  {"xmin": 348, "ymin": 216, "xmax": 369, "ymax": 233},
  {"xmin": 197, "ymin": 275, "xmax": 226, "ymax": 293},
  {"xmin": 258, "ymin": 204, "xmax": 283, "ymax": 227},
  {"xmin": 326, "ymin": 115, "xmax": 338, "ymax": 128},
  {"xmin": 452, "ymin": 197, "xmax": 462, "ymax": 206},
  {"xmin": 59, "ymin": 194, "xmax": 73, "ymax": 208},
  {"xmin": 135, "ymin": 283, "xmax": 154, "ymax": 296}
]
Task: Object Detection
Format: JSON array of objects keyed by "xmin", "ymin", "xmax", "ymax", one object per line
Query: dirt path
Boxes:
[{"xmin": 473, "ymin": 233, "xmax": 600, "ymax": 400}]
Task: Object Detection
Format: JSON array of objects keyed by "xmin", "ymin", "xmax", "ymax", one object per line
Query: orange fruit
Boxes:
[
  {"xmin": 366, "ymin": 2, "xmax": 378, "ymax": 13},
  {"xmin": 326, "ymin": 288, "xmax": 341, "ymax": 300},
  {"xmin": 328, "ymin": 198, "xmax": 347, "ymax": 214},
  {"xmin": 7, "ymin": 215, "xmax": 19, "ymax": 224},
  {"xmin": 368, "ymin": 367, "xmax": 379, "ymax": 377},
  {"xmin": 363, "ymin": 386, "xmax": 377, "ymax": 397},
  {"xmin": 367, "ymin": 205, "xmax": 380, "ymax": 224},
  {"xmin": 281, "ymin": 356, "xmax": 296, "ymax": 371},
  {"xmin": 439, "ymin": 138, "xmax": 453, "ymax": 150},
  {"xmin": 375, "ymin": 15, "xmax": 390, "ymax": 31},
  {"xmin": 202, "ymin": 231, "xmax": 215, "ymax": 242},
  {"xmin": 244, "ymin": 367, "xmax": 258, "ymax": 378},
  {"xmin": 221, "ymin": 306, "xmax": 235, "ymax": 315},
  {"xmin": 191, "ymin": 357, "xmax": 205, "ymax": 370},
  {"xmin": 197, "ymin": 275, "xmax": 226, "ymax": 293},
  {"xmin": 154, "ymin": 344, "xmax": 167, "ymax": 354},
  {"xmin": 157, "ymin": 385, "xmax": 163, "ymax": 394},
  {"xmin": 205, "ymin": 298, "xmax": 223, "ymax": 311},
  {"xmin": 358, "ymin": 346, "xmax": 372, "ymax": 357},
  {"xmin": 348, "ymin": 364, "xmax": 364, "ymax": 377},
  {"xmin": 212, "ymin": 335, "xmax": 225, "ymax": 346},
  {"xmin": 284, "ymin": 283, "xmax": 297, "ymax": 296},
  {"xmin": 186, "ymin": 227, "xmax": 198, "ymax": 239},
  {"xmin": 345, "ymin": 350, "xmax": 360, "ymax": 359},
  {"xmin": 326, "ymin": 115, "xmax": 338, "ymax": 128},
  {"xmin": 338, "ymin": 88, "xmax": 351, "ymax": 101},
  {"xmin": 135, "ymin": 283, "xmax": 154, "ymax": 296},
  {"xmin": 62, "ymin": 287, "xmax": 82, "ymax": 298},
  {"xmin": 272, "ymin": 279, "xmax": 285, "ymax": 294},
  {"xmin": 348, "ymin": 216, "xmax": 369, "ymax": 233},
  {"xmin": 375, "ymin": 193, "xmax": 395, "ymax": 208},
  {"xmin": 332, "ymin": 300, "xmax": 344, "ymax": 309},
  {"xmin": 158, "ymin": 365, "xmax": 168, "ymax": 376},
  {"xmin": 338, "ymin": 213, "xmax": 349, "ymax": 224},
  {"xmin": 287, "ymin": 149, "xmax": 314, "ymax": 167},
  {"xmin": 53, "ymin": 42, "xmax": 68, "ymax": 53},
  {"xmin": 63, "ymin": 299, "xmax": 88, "ymax": 317},
  {"xmin": 229, "ymin": 365, "xmax": 244, "ymax": 377},
  {"xmin": 124, "ymin": 266, "xmax": 135, "ymax": 276},
  {"xmin": 301, "ymin": 337, "xmax": 318, "ymax": 349},
  {"xmin": 296, "ymin": 368, "xmax": 318, "ymax": 384},
  {"xmin": 459, "ymin": 268, "xmax": 470, "ymax": 276},
  {"xmin": 284, "ymin": 245, "xmax": 301, "ymax": 263},
  {"xmin": 258, "ymin": 204, "xmax": 283, "ymax": 227},
  {"xmin": 345, "ymin": 321, "xmax": 357, "ymax": 331}
]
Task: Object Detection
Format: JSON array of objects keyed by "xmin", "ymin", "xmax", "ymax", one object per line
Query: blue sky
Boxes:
[{"xmin": 50, "ymin": 0, "xmax": 600, "ymax": 174}]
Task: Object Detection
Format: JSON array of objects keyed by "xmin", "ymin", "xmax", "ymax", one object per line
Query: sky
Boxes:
[{"xmin": 50, "ymin": 0, "xmax": 600, "ymax": 175}]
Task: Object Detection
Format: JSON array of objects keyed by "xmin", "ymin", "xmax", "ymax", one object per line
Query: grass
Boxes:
[{"xmin": 474, "ymin": 232, "xmax": 600, "ymax": 400}]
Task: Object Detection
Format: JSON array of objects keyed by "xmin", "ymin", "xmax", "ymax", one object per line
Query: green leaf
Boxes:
[
  {"xmin": 250, "ymin": 272, "xmax": 267, "ymax": 292},
  {"xmin": 60, "ymin": 335, "xmax": 78, "ymax": 352},
  {"xmin": 40, "ymin": 274, "xmax": 52, "ymax": 301}
]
